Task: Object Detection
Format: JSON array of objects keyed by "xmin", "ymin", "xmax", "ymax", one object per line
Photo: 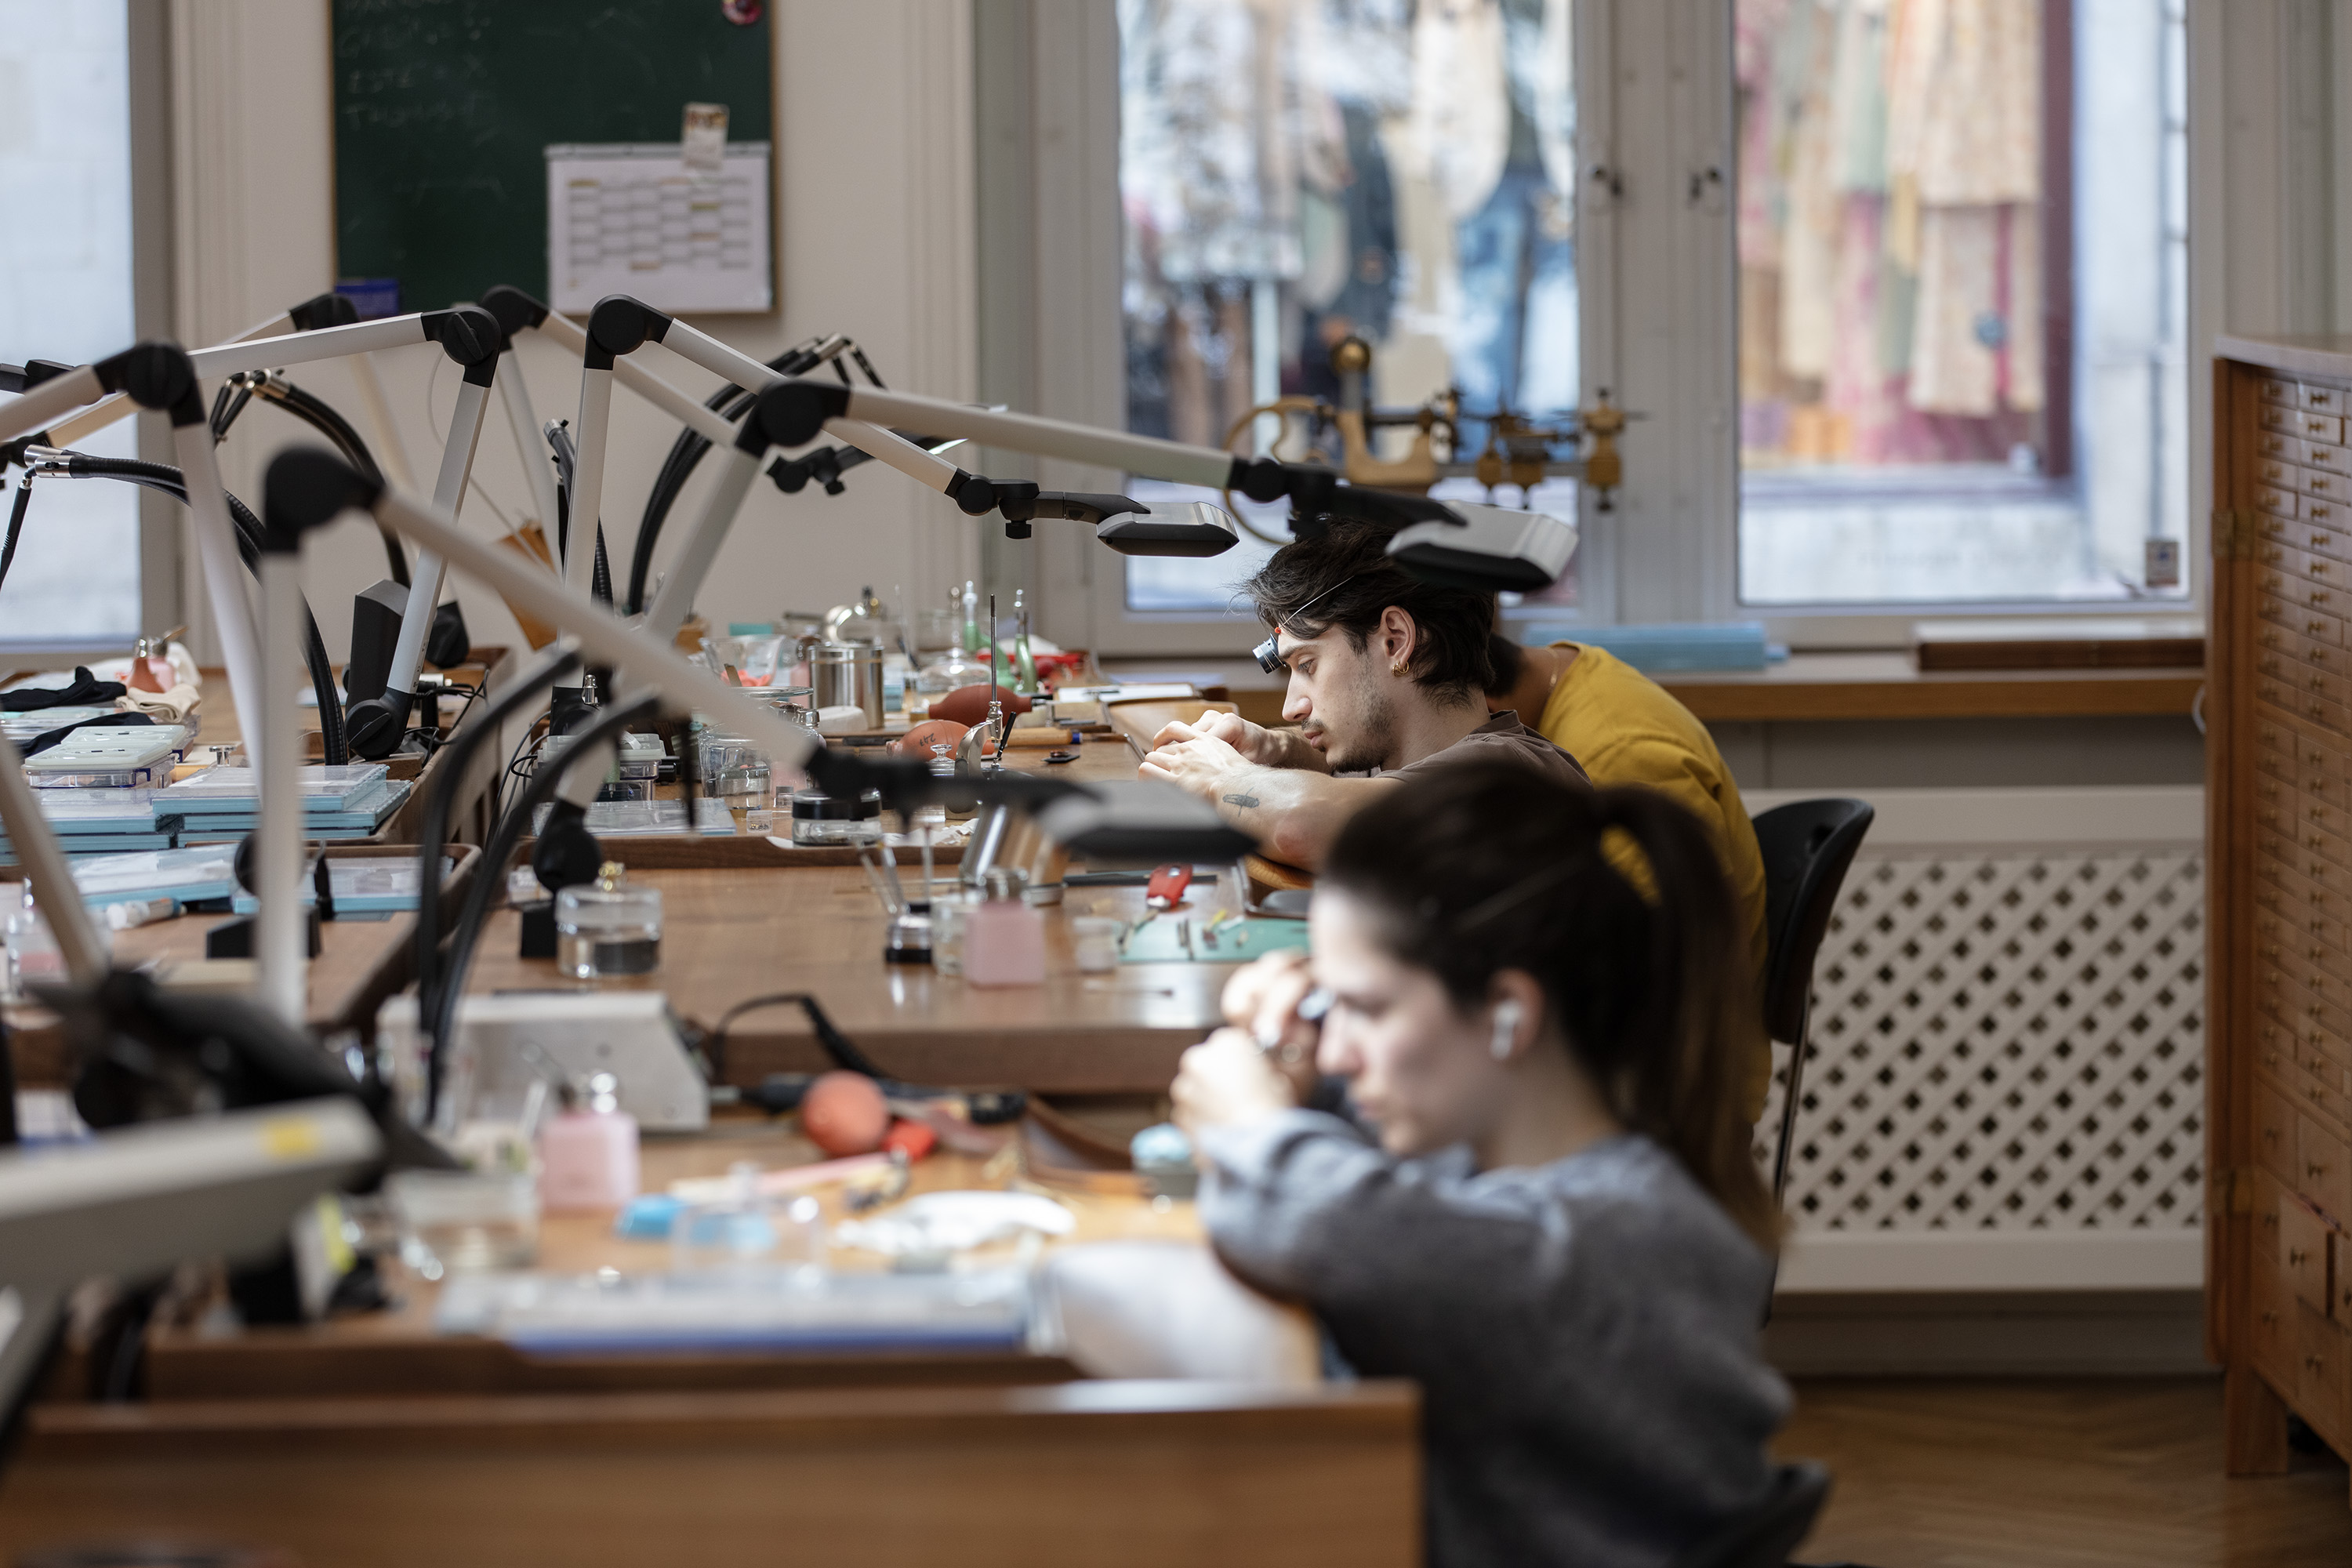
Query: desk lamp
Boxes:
[
  {"xmin": 3, "ymin": 307, "xmax": 522, "ymax": 762},
  {"xmin": 0, "ymin": 1098, "xmax": 383, "ymax": 1454},
  {"xmin": 760, "ymin": 379, "xmax": 1580, "ymax": 592}
]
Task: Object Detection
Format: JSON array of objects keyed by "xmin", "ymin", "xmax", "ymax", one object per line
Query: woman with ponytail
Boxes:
[{"xmin": 1172, "ymin": 760, "xmax": 1788, "ymax": 1568}]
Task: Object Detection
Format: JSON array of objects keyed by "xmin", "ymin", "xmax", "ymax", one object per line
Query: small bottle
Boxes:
[
  {"xmin": 964, "ymin": 868, "xmax": 1045, "ymax": 987},
  {"xmin": 961, "ymin": 579, "xmax": 981, "ymax": 653},
  {"xmin": 1012, "ymin": 588, "xmax": 1039, "ymax": 696},
  {"xmin": 539, "ymin": 1072, "xmax": 641, "ymax": 1212}
]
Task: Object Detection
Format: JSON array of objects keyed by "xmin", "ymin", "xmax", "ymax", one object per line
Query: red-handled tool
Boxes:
[{"xmin": 1145, "ymin": 864, "xmax": 1193, "ymax": 911}]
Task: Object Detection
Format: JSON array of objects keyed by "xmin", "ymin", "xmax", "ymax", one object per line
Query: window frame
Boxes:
[
  {"xmin": 0, "ymin": 0, "xmax": 180, "ymax": 662},
  {"xmin": 1003, "ymin": 0, "xmax": 2213, "ymax": 659}
]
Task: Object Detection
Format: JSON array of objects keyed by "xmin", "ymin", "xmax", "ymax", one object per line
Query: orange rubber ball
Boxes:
[{"xmin": 800, "ymin": 1071, "xmax": 891, "ymax": 1156}]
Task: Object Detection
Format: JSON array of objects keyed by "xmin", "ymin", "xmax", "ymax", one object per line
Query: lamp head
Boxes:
[{"xmin": 1095, "ymin": 500, "xmax": 1240, "ymax": 558}]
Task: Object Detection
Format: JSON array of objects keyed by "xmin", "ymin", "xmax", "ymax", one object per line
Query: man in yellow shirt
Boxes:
[{"xmin": 1487, "ymin": 636, "xmax": 1774, "ymax": 1119}]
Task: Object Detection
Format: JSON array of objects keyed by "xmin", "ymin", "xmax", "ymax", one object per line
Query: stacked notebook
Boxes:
[
  {"xmin": 160, "ymin": 764, "xmax": 412, "ymax": 844},
  {"xmin": 0, "ymin": 789, "xmax": 182, "ymax": 863},
  {"xmin": 531, "ymin": 798, "xmax": 738, "ymax": 837},
  {"xmin": 69, "ymin": 846, "xmax": 241, "ymax": 908},
  {"xmin": 228, "ymin": 855, "xmax": 454, "ymax": 914}
]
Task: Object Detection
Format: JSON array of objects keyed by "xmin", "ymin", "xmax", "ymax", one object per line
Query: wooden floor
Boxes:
[{"xmin": 1781, "ymin": 1379, "xmax": 2352, "ymax": 1567}]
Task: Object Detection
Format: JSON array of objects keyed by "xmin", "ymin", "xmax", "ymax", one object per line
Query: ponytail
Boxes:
[{"xmin": 1323, "ymin": 763, "xmax": 1780, "ymax": 1251}]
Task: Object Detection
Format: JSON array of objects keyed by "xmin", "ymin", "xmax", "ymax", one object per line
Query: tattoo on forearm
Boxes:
[{"xmin": 1221, "ymin": 793, "xmax": 1261, "ymax": 808}]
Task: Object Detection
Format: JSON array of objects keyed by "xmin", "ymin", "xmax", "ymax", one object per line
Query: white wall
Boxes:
[{"xmin": 163, "ymin": 0, "xmax": 977, "ymax": 673}]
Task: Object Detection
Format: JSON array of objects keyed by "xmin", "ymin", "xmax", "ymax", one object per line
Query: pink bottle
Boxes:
[
  {"xmin": 539, "ymin": 1072, "xmax": 641, "ymax": 1212},
  {"xmin": 963, "ymin": 869, "xmax": 1045, "ymax": 987}
]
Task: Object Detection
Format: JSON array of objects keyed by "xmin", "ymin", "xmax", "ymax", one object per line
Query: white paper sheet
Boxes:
[{"xmin": 544, "ymin": 141, "xmax": 772, "ymax": 315}]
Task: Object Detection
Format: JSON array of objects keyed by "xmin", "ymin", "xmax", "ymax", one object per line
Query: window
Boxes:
[
  {"xmin": 0, "ymin": 0, "xmax": 140, "ymax": 648},
  {"xmin": 1116, "ymin": 0, "xmax": 1581, "ymax": 619},
  {"xmin": 1733, "ymin": 0, "xmax": 2189, "ymax": 606}
]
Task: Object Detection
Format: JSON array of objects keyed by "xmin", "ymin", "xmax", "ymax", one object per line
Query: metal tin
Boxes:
[{"xmin": 811, "ymin": 642, "xmax": 885, "ymax": 728}]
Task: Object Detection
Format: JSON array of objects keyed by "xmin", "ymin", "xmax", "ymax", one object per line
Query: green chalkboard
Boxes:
[{"xmin": 331, "ymin": 0, "xmax": 774, "ymax": 314}]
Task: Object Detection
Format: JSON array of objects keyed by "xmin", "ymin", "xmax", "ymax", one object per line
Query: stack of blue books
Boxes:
[
  {"xmin": 0, "ymin": 789, "xmax": 183, "ymax": 863},
  {"xmin": 229, "ymin": 855, "xmax": 454, "ymax": 914},
  {"xmin": 70, "ymin": 845, "xmax": 243, "ymax": 908},
  {"xmin": 531, "ymin": 798, "xmax": 737, "ymax": 837},
  {"xmin": 159, "ymin": 764, "xmax": 412, "ymax": 845}
]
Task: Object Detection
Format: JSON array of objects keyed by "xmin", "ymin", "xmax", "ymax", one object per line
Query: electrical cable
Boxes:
[
  {"xmin": 0, "ymin": 476, "xmax": 30, "ymax": 599},
  {"xmin": 410, "ymin": 641, "xmax": 583, "ymax": 1060},
  {"xmin": 23, "ymin": 456, "xmax": 347, "ymax": 764},
  {"xmin": 544, "ymin": 423, "xmax": 613, "ymax": 606},
  {"xmin": 623, "ymin": 336, "xmax": 859, "ymax": 614},
  {"xmin": 427, "ymin": 692, "xmax": 659, "ymax": 1101}
]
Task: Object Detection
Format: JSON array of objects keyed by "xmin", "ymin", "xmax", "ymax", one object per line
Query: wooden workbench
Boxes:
[
  {"xmin": 1, "ymin": 844, "xmax": 481, "ymax": 1085},
  {"xmin": 139, "ymin": 1119, "xmax": 1197, "ymax": 1402},
  {"xmin": 464, "ymin": 860, "xmax": 1243, "ymax": 1093},
  {"xmin": 4, "ymin": 1122, "xmax": 1418, "ymax": 1568}
]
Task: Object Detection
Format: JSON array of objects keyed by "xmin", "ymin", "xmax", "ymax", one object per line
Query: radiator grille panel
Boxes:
[{"xmin": 1757, "ymin": 847, "xmax": 2205, "ymax": 1236}]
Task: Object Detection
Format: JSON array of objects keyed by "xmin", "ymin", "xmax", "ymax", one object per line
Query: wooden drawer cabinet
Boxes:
[
  {"xmin": 2285, "ymin": 1196, "xmax": 2336, "ymax": 1311},
  {"xmin": 2296, "ymin": 1306, "xmax": 2351, "ymax": 1444},
  {"xmin": 2252, "ymin": 1266, "xmax": 2300, "ymax": 1394},
  {"xmin": 2217, "ymin": 351, "xmax": 2352, "ymax": 1486},
  {"xmin": 2256, "ymin": 1081, "xmax": 2302, "ymax": 1188},
  {"xmin": 2302, "ymin": 1113, "xmax": 2352, "ymax": 1228}
]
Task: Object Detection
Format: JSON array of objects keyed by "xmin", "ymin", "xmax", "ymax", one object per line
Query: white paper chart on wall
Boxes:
[{"xmin": 544, "ymin": 142, "xmax": 772, "ymax": 315}]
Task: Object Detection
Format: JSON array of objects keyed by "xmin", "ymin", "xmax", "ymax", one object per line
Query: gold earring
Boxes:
[{"xmin": 1390, "ymin": 661, "xmax": 1406, "ymax": 676}]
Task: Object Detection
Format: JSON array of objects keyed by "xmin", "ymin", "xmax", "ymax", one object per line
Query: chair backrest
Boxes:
[
  {"xmin": 1671, "ymin": 1460, "xmax": 1833, "ymax": 1568},
  {"xmin": 1752, "ymin": 800, "xmax": 1875, "ymax": 1043}
]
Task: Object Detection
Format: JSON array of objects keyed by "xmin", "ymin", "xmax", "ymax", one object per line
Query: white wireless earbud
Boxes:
[{"xmin": 1490, "ymin": 997, "xmax": 1524, "ymax": 1062}]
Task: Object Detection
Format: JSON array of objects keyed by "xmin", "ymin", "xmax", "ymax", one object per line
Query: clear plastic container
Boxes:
[
  {"xmin": 1069, "ymin": 916, "xmax": 1124, "ymax": 974},
  {"xmin": 789, "ymin": 786, "xmax": 883, "ymax": 845},
  {"xmin": 671, "ymin": 1162, "xmax": 826, "ymax": 1276},
  {"xmin": 555, "ymin": 863, "xmax": 662, "ymax": 978},
  {"xmin": 388, "ymin": 1169, "xmax": 540, "ymax": 1278},
  {"xmin": 929, "ymin": 889, "xmax": 978, "ymax": 977}
]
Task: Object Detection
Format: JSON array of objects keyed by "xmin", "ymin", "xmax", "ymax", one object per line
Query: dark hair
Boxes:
[
  {"xmin": 1247, "ymin": 521, "xmax": 1497, "ymax": 702},
  {"xmin": 1321, "ymin": 760, "xmax": 1779, "ymax": 1250},
  {"xmin": 1484, "ymin": 631, "xmax": 1528, "ymax": 697}
]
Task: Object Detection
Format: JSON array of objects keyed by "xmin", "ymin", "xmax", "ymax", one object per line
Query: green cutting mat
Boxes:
[{"xmin": 1118, "ymin": 915, "xmax": 1311, "ymax": 965}]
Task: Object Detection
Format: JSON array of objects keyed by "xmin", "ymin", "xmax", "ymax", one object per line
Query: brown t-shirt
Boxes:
[{"xmin": 1339, "ymin": 711, "xmax": 1590, "ymax": 787}]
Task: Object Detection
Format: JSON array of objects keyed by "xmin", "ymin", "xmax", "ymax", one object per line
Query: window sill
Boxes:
[{"xmin": 1657, "ymin": 652, "xmax": 2204, "ymax": 723}]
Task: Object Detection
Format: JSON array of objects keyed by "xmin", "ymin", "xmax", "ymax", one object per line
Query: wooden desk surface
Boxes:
[
  {"xmin": 466, "ymin": 861, "xmax": 1243, "ymax": 1092},
  {"xmin": 145, "ymin": 1119, "xmax": 1206, "ymax": 1402}
]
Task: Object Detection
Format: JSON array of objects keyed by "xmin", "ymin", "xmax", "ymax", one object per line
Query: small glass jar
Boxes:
[
  {"xmin": 789, "ymin": 785, "xmax": 884, "ymax": 845},
  {"xmin": 929, "ymin": 888, "xmax": 979, "ymax": 977},
  {"xmin": 1069, "ymin": 916, "xmax": 1124, "ymax": 974},
  {"xmin": 555, "ymin": 862, "xmax": 662, "ymax": 978}
]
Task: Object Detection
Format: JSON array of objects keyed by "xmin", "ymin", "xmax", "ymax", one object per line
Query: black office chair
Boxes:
[
  {"xmin": 1672, "ymin": 1461, "xmax": 1835, "ymax": 1568},
  {"xmin": 1752, "ymin": 799, "xmax": 1875, "ymax": 1207}
]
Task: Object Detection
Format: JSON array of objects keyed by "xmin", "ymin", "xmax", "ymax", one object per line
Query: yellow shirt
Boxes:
[{"xmin": 1532, "ymin": 644, "xmax": 1773, "ymax": 1119}]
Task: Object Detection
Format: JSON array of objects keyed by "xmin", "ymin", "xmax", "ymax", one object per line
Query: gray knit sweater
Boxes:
[{"xmin": 1196, "ymin": 1111, "xmax": 1790, "ymax": 1568}]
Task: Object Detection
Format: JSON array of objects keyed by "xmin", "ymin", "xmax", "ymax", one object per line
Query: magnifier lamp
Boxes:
[
  {"xmin": 760, "ymin": 379, "xmax": 1579, "ymax": 593},
  {"xmin": 4, "ymin": 307, "xmax": 523, "ymax": 761}
]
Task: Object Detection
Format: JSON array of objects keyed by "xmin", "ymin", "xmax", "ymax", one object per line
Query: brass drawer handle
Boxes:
[
  {"xmin": 2291, "ymin": 1247, "xmax": 2310, "ymax": 1265},
  {"xmin": 2306, "ymin": 1160, "xmax": 2329, "ymax": 1180}
]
